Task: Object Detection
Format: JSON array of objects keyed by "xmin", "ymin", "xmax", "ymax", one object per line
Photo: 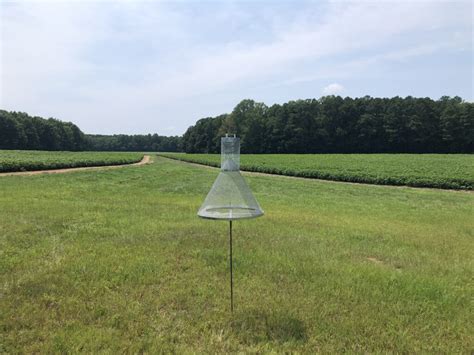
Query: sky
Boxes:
[{"xmin": 0, "ymin": 0, "xmax": 472, "ymax": 136}]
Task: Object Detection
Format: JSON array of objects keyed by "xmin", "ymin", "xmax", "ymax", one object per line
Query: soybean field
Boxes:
[
  {"xmin": 160, "ymin": 153, "xmax": 474, "ymax": 190},
  {"xmin": 0, "ymin": 150, "xmax": 144, "ymax": 173}
]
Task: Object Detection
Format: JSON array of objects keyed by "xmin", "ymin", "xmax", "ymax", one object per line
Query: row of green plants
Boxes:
[
  {"xmin": 159, "ymin": 153, "xmax": 474, "ymax": 190},
  {"xmin": 0, "ymin": 150, "xmax": 144, "ymax": 173}
]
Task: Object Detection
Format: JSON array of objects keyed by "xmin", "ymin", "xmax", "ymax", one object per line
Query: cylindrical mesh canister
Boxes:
[{"xmin": 221, "ymin": 136, "xmax": 240, "ymax": 171}]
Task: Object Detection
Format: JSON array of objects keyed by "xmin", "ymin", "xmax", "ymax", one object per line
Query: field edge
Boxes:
[{"xmin": 158, "ymin": 153, "xmax": 473, "ymax": 191}]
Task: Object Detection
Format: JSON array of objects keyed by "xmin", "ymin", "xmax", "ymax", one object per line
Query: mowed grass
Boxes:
[
  {"xmin": 0, "ymin": 150, "xmax": 144, "ymax": 173},
  {"xmin": 160, "ymin": 153, "xmax": 474, "ymax": 190},
  {"xmin": 0, "ymin": 156, "xmax": 473, "ymax": 352}
]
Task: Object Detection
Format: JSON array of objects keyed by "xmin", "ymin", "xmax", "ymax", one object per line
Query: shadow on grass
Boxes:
[{"xmin": 231, "ymin": 309, "xmax": 307, "ymax": 345}]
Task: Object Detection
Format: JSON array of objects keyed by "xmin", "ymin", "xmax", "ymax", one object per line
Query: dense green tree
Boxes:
[
  {"xmin": 0, "ymin": 109, "xmax": 182, "ymax": 152},
  {"xmin": 182, "ymin": 96, "xmax": 473, "ymax": 153},
  {"xmin": 2, "ymin": 95, "xmax": 472, "ymax": 153},
  {"xmin": 0, "ymin": 114, "xmax": 21, "ymax": 149},
  {"xmin": 0, "ymin": 110, "xmax": 87, "ymax": 150},
  {"xmin": 85, "ymin": 134, "xmax": 182, "ymax": 152}
]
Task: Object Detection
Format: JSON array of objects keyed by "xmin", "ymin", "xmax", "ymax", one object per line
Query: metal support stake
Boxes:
[{"xmin": 229, "ymin": 220, "xmax": 233, "ymax": 313}]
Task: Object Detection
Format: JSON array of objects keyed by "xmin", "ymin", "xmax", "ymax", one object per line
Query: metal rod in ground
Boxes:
[{"xmin": 229, "ymin": 220, "xmax": 233, "ymax": 313}]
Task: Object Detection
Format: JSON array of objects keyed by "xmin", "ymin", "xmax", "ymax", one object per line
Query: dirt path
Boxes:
[
  {"xmin": 157, "ymin": 155, "xmax": 473, "ymax": 194},
  {"xmin": 0, "ymin": 155, "xmax": 151, "ymax": 177}
]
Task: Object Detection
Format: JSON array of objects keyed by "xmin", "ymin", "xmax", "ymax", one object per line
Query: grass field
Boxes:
[
  {"xmin": 1, "ymin": 155, "xmax": 473, "ymax": 352},
  {"xmin": 160, "ymin": 153, "xmax": 474, "ymax": 190},
  {"xmin": 0, "ymin": 150, "xmax": 144, "ymax": 173}
]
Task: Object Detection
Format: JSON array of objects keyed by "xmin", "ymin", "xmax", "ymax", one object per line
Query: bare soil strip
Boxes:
[
  {"xmin": 157, "ymin": 155, "xmax": 472, "ymax": 193},
  {"xmin": 0, "ymin": 155, "xmax": 151, "ymax": 177}
]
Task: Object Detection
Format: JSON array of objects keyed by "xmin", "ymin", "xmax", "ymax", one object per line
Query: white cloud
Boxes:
[
  {"xmin": 115, "ymin": 1, "xmax": 471, "ymax": 104},
  {"xmin": 322, "ymin": 83, "xmax": 345, "ymax": 95},
  {"xmin": 0, "ymin": 1, "xmax": 472, "ymax": 134}
]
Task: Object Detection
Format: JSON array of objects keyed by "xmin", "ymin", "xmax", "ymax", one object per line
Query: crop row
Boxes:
[
  {"xmin": 159, "ymin": 153, "xmax": 474, "ymax": 190},
  {"xmin": 0, "ymin": 150, "xmax": 144, "ymax": 173}
]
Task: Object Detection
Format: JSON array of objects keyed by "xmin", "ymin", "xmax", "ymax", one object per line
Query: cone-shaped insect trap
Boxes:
[
  {"xmin": 198, "ymin": 135, "xmax": 263, "ymax": 220},
  {"xmin": 198, "ymin": 135, "xmax": 263, "ymax": 312}
]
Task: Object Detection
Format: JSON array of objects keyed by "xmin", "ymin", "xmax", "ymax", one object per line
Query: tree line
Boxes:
[
  {"xmin": 2, "ymin": 95, "xmax": 472, "ymax": 153},
  {"xmin": 0, "ymin": 110, "xmax": 87, "ymax": 151},
  {"xmin": 0, "ymin": 110, "xmax": 181, "ymax": 152},
  {"xmin": 183, "ymin": 96, "xmax": 473, "ymax": 154},
  {"xmin": 85, "ymin": 134, "xmax": 181, "ymax": 152}
]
